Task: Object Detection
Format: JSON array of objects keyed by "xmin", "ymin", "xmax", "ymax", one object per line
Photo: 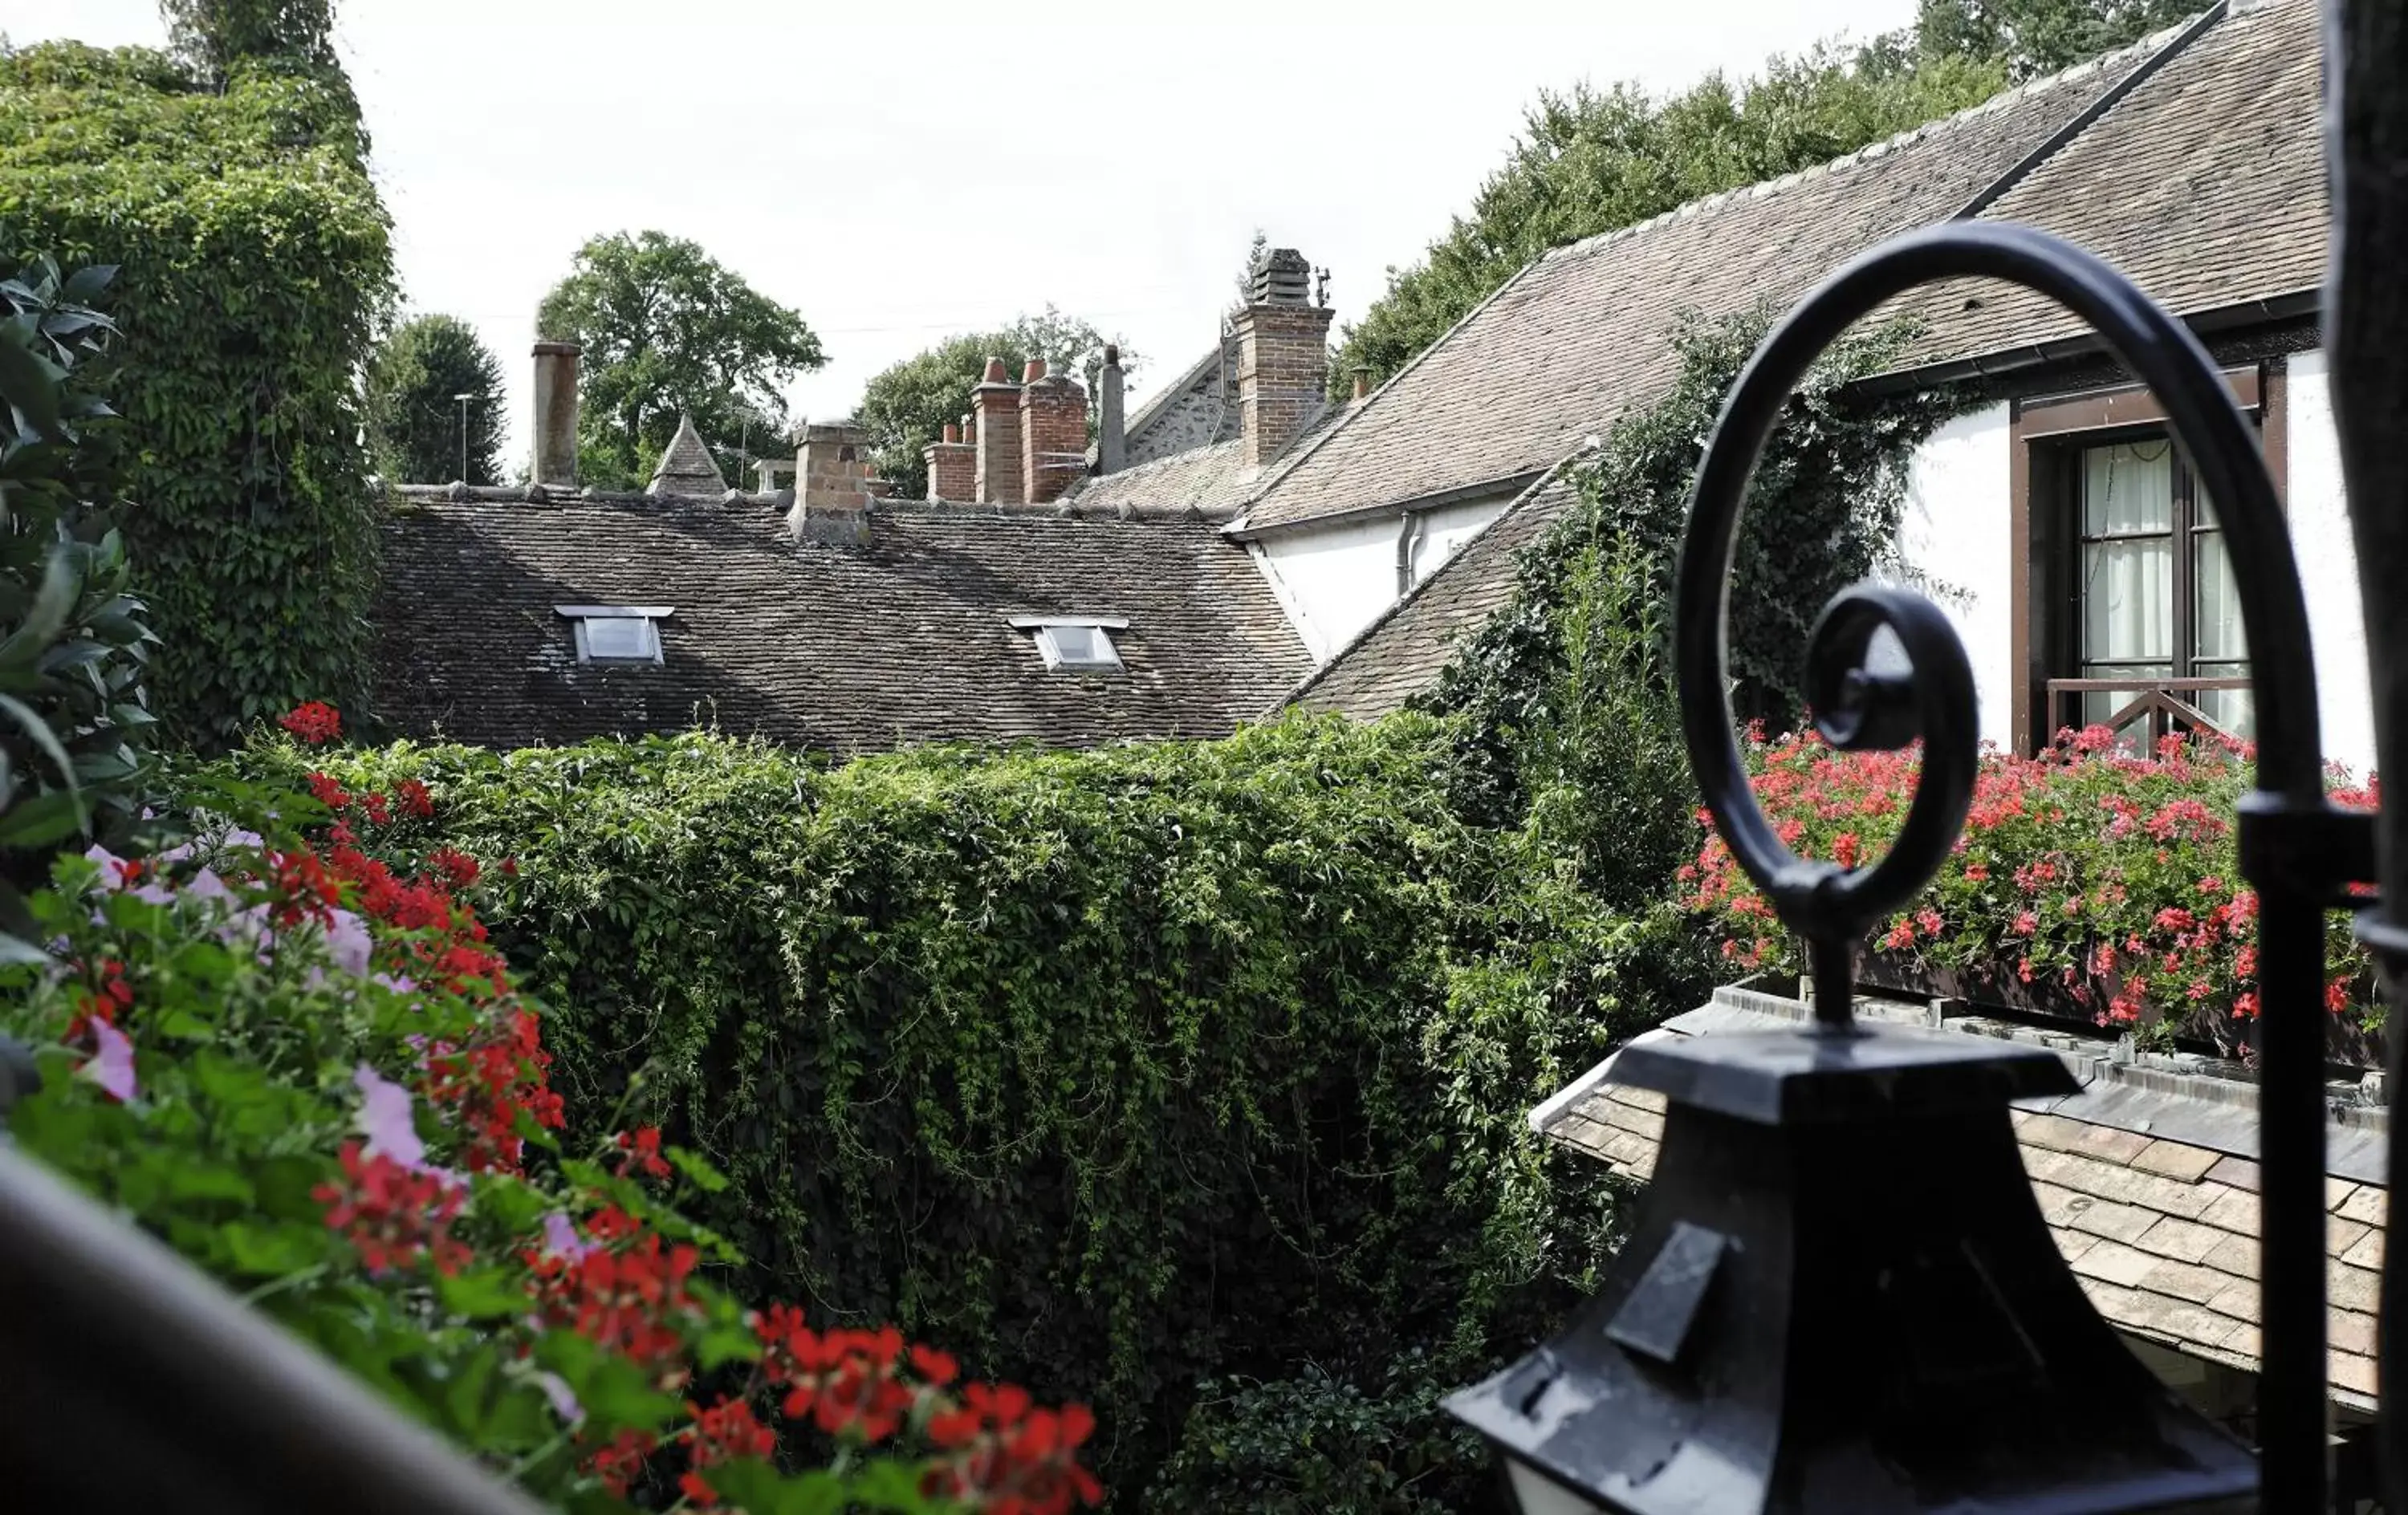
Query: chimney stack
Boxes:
[
  {"xmin": 972, "ymin": 356, "xmax": 1023, "ymax": 504},
  {"xmin": 789, "ymin": 420, "xmax": 880, "ymax": 544},
  {"xmin": 925, "ymin": 420, "xmax": 975, "ymax": 502},
  {"xmin": 1019, "ymin": 360, "xmax": 1088, "ymax": 505},
  {"xmin": 1231, "ymin": 246, "xmax": 1333, "ymax": 469},
  {"xmin": 1096, "ymin": 344, "xmax": 1126, "ymax": 476},
  {"xmin": 531, "ymin": 339, "xmax": 581, "ymax": 488}
]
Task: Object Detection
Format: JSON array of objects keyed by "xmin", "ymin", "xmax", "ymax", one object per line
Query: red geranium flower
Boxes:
[{"xmin": 280, "ymin": 701, "xmax": 341, "ymax": 745}]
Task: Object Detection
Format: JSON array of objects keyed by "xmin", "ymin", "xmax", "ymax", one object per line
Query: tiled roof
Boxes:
[
  {"xmin": 1538, "ymin": 982, "xmax": 2388, "ymax": 1408},
  {"xmin": 1880, "ymin": 0, "xmax": 2322, "ymax": 378},
  {"xmin": 372, "ymin": 486, "xmax": 1311, "ymax": 753},
  {"xmin": 1289, "ymin": 467, "xmax": 1584, "ymax": 717},
  {"xmin": 1231, "ymin": 33, "xmax": 2165, "ymax": 536},
  {"xmin": 1068, "ymin": 439, "xmax": 1249, "ymax": 519},
  {"xmin": 1072, "ymin": 397, "xmax": 1348, "ymax": 520}
]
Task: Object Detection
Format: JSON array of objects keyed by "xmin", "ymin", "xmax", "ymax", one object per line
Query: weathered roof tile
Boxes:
[{"xmin": 373, "ymin": 490, "xmax": 1311, "ymax": 753}]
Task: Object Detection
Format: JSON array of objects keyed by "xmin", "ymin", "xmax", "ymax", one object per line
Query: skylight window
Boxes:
[
  {"xmin": 557, "ymin": 605, "xmax": 673, "ymax": 664},
  {"xmin": 1010, "ymin": 615, "xmax": 1128, "ymax": 672}
]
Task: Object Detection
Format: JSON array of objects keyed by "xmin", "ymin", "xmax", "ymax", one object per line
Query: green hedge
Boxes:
[
  {"xmin": 253, "ymin": 714, "xmax": 1710, "ymax": 1501},
  {"xmin": 0, "ymin": 43, "xmax": 392, "ymax": 749}
]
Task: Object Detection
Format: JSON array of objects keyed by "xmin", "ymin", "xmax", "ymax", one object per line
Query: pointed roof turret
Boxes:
[{"xmin": 648, "ymin": 412, "xmax": 728, "ymax": 498}]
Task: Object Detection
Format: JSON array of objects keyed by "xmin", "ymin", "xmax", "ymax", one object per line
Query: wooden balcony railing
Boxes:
[{"xmin": 2044, "ymin": 676, "xmax": 2250, "ymax": 749}]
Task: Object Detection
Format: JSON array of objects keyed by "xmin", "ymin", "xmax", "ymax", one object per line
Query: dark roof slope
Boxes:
[
  {"xmin": 1881, "ymin": 0, "xmax": 2320, "ymax": 377},
  {"xmin": 1231, "ymin": 34, "xmax": 2163, "ymax": 535},
  {"xmin": 374, "ymin": 489, "xmax": 1310, "ymax": 753},
  {"xmin": 1291, "ymin": 469, "xmax": 1582, "ymax": 718}
]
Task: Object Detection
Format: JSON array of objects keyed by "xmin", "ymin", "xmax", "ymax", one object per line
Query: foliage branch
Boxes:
[{"xmin": 0, "ymin": 255, "xmax": 156, "ymax": 945}]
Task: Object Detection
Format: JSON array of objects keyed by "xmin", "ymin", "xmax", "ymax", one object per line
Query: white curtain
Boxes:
[
  {"xmin": 2079, "ymin": 441, "xmax": 2174, "ymax": 729},
  {"xmin": 2192, "ymin": 526, "xmax": 2251, "ymax": 735}
]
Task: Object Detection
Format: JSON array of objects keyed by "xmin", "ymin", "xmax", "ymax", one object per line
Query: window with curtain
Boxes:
[{"xmin": 2074, "ymin": 437, "xmax": 2251, "ymax": 737}]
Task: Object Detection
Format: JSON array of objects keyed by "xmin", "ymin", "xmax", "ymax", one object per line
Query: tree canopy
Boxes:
[
  {"xmin": 365, "ymin": 314, "xmax": 505, "ymax": 485},
  {"xmin": 853, "ymin": 308, "xmax": 1133, "ymax": 499},
  {"xmin": 535, "ymin": 231, "xmax": 824, "ymax": 490},
  {"xmin": 1332, "ymin": 2, "xmax": 2203, "ymax": 393},
  {"xmin": 1916, "ymin": 0, "xmax": 2203, "ymax": 79},
  {"xmin": 158, "ymin": 0, "xmax": 340, "ymax": 83}
]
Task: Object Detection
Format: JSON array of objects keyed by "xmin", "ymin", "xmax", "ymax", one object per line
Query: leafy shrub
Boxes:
[
  {"xmin": 0, "ymin": 42, "xmax": 393, "ymax": 747},
  {"xmin": 237, "ymin": 713, "xmax": 1710, "ymax": 1501},
  {"xmin": 1144, "ymin": 1354, "xmax": 1489, "ymax": 1514},
  {"xmin": 1682, "ymin": 725, "xmax": 2381, "ymax": 1049},
  {"xmin": 2, "ymin": 728, "xmax": 1103, "ymax": 1512},
  {"xmin": 0, "ymin": 255, "xmax": 155, "ymax": 936}
]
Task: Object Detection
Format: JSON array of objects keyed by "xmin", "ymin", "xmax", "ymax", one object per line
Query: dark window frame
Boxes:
[{"xmin": 2006, "ymin": 361, "xmax": 2282, "ymax": 753}]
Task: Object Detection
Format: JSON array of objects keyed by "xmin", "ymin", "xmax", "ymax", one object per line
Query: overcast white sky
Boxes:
[{"xmin": 14, "ymin": 0, "xmax": 1914, "ymax": 466}]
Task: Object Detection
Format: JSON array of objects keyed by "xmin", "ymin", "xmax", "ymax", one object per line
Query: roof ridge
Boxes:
[{"xmin": 1536, "ymin": 22, "xmax": 2194, "ymax": 271}]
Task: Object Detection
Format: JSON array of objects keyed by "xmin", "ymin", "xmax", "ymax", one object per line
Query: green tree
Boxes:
[
  {"xmin": 855, "ymin": 307, "xmax": 1133, "ymax": 498},
  {"xmin": 364, "ymin": 314, "xmax": 504, "ymax": 485},
  {"xmin": 159, "ymin": 0, "xmax": 337, "ymax": 78},
  {"xmin": 1917, "ymin": 0, "xmax": 2203, "ymax": 79},
  {"xmin": 535, "ymin": 231, "xmax": 824, "ymax": 490}
]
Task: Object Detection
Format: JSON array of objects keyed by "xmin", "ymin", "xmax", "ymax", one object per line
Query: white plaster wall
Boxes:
[
  {"xmin": 1408, "ymin": 498, "xmax": 1511, "ymax": 588},
  {"xmin": 1253, "ymin": 516, "xmax": 1405, "ymax": 664},
  {"xmin": 1893, "ymin": 404, "xmax": 2017, "ymax": 750},
  {"xmin": 2286, "ymin": 351, "xmax": 2378, "ymax": 778}
]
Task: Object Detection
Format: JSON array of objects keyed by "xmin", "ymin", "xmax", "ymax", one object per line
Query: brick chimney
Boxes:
[
  {"xmin": 924, "ymin": 420, "xmax": 975, "ymax": 502},
  {"xmin": 972, "ymin": 356, "xmax": 1023, "ymax": 504},
  {"xmin": 531, "ymin": 339, "xmax": 581, "ymax": 487},
  {"xmin": 1231, "ymin": 247, "xmax": 1333, "ymax": 469},
  {"xmin": 1095, "ymin": 345, "xmax": 1126, "ymax": 476},
  {"xmin": 1018, "ymin": 358, "xmax": 1088, "ymax": 505}
]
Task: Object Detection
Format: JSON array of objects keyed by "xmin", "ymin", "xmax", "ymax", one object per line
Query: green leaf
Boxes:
[
  {"xmin": 433, "ymin": 1268, "xmax": 530, "ymax": 1322},
  {"xmin": 665, "ymin": 1143, "xmax": 730, "ymax": 1193}
]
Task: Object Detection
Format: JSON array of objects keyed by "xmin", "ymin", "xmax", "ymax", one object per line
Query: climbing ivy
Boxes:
[
  {"xmin": 241, "ymin": 713, "xmax": 1711, "ymax": 1504},
  {"xmin": 1430, "ymin": 304, "xmax": 1963, "ymax": 846},
  {"xmin": 0, "ymin": 42, "xmax": 393, "ymax": 749}
]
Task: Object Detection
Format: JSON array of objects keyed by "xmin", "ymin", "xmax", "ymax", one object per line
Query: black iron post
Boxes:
[{"xmin": 2322, "ymin": 0, "xmax": 2408, "ymax": 1501}]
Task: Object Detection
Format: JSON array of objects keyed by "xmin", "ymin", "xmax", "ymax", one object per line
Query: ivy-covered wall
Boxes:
[
  {"xmin": 270, "ymin": 715, "xmax": 1712, "ymax": 1505},
  {"xmin": 0, "ymin": 43, "xmax": 393, "ymax": 749}
]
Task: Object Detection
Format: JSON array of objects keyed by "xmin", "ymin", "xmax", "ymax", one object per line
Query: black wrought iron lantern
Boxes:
[{"xmin": 1446, "ymin": 217, "xmax": 2365, "ymax": 1513}]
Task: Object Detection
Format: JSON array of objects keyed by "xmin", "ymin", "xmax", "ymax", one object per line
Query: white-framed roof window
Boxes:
[
  {"xmin": 556, "ymin": 605, "xmax": 673, "ymax": 664},
  {"xmin": 1009, "ymin": 615, "xmax": 1128, "ymax": 672}
]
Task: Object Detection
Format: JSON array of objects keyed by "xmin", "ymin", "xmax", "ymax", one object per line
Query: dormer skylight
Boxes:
[
  {"xmin": 1010, "ymin": 615, "xmax": 1127, "ymax": 672},
  {"xmin": 557, "ymin": 605, "xmax": 673, "ymax": 664}
]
